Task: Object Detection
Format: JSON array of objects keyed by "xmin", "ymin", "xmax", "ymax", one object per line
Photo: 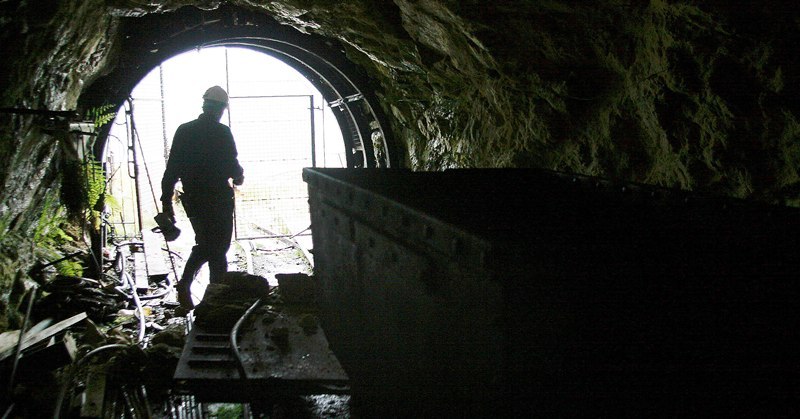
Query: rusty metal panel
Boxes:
[
  {"xmin": 306, "ymin": 168, "xmax": 506, "ymax": 412},
  {"xmin": 304, "ymin": 167, "xmax": 800, "ymax": 417}
]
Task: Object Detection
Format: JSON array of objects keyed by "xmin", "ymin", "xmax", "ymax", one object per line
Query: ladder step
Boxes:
[
  {"xmin": 195, "ymin": 334, "xmax": 230, "ymax": 342},
  {"xmin": 192, "ymin": 345, "xmax": 231, "ymax": 355},
  {"xmin": 187, "ymin": 359, "xmax": 236, "ymax": 369}
]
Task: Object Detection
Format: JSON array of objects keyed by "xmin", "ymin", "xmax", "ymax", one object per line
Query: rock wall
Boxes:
[
  {"xmin": 0, "ymin": 0, "xmax": 119, "ymax": 328},
  {"xmin": 2, "ymin": 0, "xmax": 800, "ymax": 327},
  {"xmin": 257, "ymin": 0, "xmax": 800, "ymax": 201}
]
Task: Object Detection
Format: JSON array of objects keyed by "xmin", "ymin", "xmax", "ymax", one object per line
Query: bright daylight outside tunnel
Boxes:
[
  {"xmin": 3, "ymin": 2, "xmax": 800, "ymax": 418},
  {"xmin": 100, "ymin": 47, "xmax": 350, "ymax": 359},
  {"xmin": 106, "ymin": 45, "xmax": 345, "ymax": 277}
]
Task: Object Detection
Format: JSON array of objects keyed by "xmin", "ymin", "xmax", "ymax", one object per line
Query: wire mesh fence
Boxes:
[
  {"xmin": 106, "ymin": 95, "xmax": 315, "ymax": 240},
  {"xmin": 104, "ymin": 49, "xmax": 347, "ymax": 241},
  {"xmin": 230, "ymin": 95, "xmax": 314, "ymax": 239}
]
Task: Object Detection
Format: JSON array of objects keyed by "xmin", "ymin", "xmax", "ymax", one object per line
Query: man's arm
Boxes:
[
  {"xmin": 160, "ymin": 126, "xmax": 186, "ymax": 215},
  {"xmin": 223, "ymin": 126, "xmax": 244, "ymax": 185}
]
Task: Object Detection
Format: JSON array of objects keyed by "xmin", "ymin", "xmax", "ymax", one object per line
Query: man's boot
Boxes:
[
  {"xmin": 176, "ymin": 280, "xmax": 194, "ymax": 310},
  {"xmin": 177, "ymin": 251, "xmax": 204, "ymax": 310}
]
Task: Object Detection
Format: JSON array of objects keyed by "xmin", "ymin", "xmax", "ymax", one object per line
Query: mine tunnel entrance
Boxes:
[
  {"xmin": 104, "ymin": 46, "xmax": 346, "ymax": 245},
  {"xmin": 83, "ymin": 5, "xmax": 397, "ymax": 172},
  {"xmin": 81, "ymin": 5, "xmax": 400, "ymax": 279},
  {"xmin": 39, "ymin": 6, "xmax": 400, "ymax": 415},
  {"xmin": 85, "ymin": 42, "xmax": 356, "ymax": 416}
]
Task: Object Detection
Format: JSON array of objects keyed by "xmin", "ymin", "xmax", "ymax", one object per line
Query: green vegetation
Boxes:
[
  {"xmin": 87, "ymin": 103, "xmax": 117, "ymax": 129},
  {"xmin": 207, "ymin": 403, "xmax": 244, "ymax": 418},
  {"xmin": 3, "ymin": 104, "xmax": 116, "ymax": 317},
  {"xmin": 60, "ymin": 156, "xmax": 105, "ymax": 228},
  {"xmin": 33, "ymin": 193, "xmax": 71, "ymax": 248}
]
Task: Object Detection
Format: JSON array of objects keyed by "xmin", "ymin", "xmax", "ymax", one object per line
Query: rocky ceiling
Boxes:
[
  {"xmin": 2, "ymin": 1, "xmax": 800, "ymax": 323},
  {"xmin": 3, "ymin": 1, "xmax": 800, "ymax": 195}
]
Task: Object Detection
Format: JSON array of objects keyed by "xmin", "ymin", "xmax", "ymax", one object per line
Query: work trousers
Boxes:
[{"xmin": 180, "ymin": 193, "xmax": 234, "ymax": 285}]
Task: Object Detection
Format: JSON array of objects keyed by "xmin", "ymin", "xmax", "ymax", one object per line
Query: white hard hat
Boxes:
[{"xmin": 203, "ymin": 85, "xmax": 229, "ymax": 105}]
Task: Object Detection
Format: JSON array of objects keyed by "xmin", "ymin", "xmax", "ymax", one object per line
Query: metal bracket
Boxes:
[
  {"xmin": 0, "ymin": 108, "xmax": 78, "ymax": 119},
  {"xmin": 328, "ymin": 93, "xmax": 364, "ymax": 108}
]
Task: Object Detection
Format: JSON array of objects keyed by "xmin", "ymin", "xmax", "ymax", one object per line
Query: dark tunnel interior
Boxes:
[{"xmin": 2, "ymin": 1, "xmax": 800, "ymax": 417}]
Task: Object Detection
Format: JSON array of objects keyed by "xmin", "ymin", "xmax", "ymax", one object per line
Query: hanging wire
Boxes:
[
  {"xmin": 126, "ymin": 98, "xmax": 146, "ymax": 234},
  {"xmin": 129, "ymin": 104, "xmax": 161, "ymax": 213},
  {"xmin": 128, "ymin": 104, "xmax": 181, "ymax": 284},
  {"xmin": 122, "ymin": 270, "xmax": 147, "ymax": 344},
  {"xmin": 159, "ymin": 64, "xmax": 169, "ymax": 163}
]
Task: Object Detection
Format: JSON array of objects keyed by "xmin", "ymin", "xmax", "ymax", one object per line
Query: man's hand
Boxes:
[{"xmin": 233, "ymin": 175, "xmax": 244, "ymax": 186}]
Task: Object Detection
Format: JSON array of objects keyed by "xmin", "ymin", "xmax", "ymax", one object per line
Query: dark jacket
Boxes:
[{"xmin": 160, "ymin": 112, "xmax": 244, "ymax": 204}]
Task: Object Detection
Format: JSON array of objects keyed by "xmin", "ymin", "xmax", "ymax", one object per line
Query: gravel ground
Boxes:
[{"xmin": 236, "ymin": 236, "xmax": 313, "ymax": 285}]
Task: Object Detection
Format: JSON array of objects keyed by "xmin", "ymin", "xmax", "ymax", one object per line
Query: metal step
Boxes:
[{"xmin": 174, "ymin": 307, "xmax": 349, "ymax": 403}]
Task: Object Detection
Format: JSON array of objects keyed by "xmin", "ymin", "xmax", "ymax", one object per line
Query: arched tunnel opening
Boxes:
[
  {"xmin": 75, "ymin": 8, "xmax": 405, "ymax": 415},
  {"xmin": 4, "ymin": 5, "xmax": 408, "ymax": 417},
  {"xmin": 82, "ymin": 5, "xmax": 399, "ymax": 171},
  {"xmin": 105, "ymin": 45, "xmax": 349, "ymax": 233},
  {"xmin": 3, "ymin": 2, "xmax": 800, "ymax": 417},
  {"xmin": 105, "ymin": 44, "xmax": 347, "ymax": 291}
]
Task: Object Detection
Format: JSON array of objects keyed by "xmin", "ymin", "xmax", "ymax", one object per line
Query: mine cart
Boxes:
[{"xmin": 304, "ymin": 167, "xmax": 800, "ymax": 417}]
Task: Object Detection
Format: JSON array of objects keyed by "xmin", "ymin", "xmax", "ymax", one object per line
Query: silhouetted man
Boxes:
[{"xmin": 161, "ymin": 85, "xmax": 244, "ymax": 310}]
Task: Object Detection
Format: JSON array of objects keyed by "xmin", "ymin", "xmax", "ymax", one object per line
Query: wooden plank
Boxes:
[
  {"xmin": 133, "ymin": 251, "xmax": 149, "ymax": 291},
  {"xmin": 0, "ymin": 318, "xmax": 53, "ymax": 355},
  {"xmin": 0, "ymin": 312, "xmax": 87, "ymax": 361},
  {"xmin": 141, "ymin": 229, "xmax": 170, "ymax": 278}
]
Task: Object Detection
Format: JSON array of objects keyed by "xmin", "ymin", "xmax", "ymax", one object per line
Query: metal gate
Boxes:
[{"xmin": 230, "ymin": 95, "xmax": 315, "ymax": 240}]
